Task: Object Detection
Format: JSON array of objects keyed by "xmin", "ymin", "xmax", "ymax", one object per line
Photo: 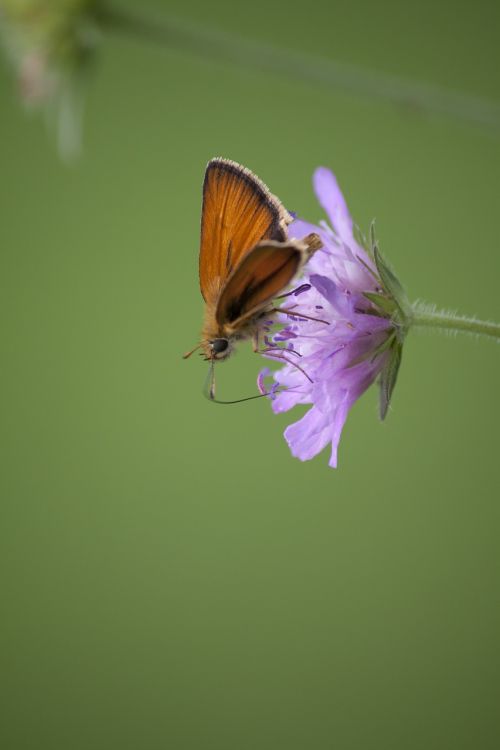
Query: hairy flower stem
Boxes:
[
  {"xmin": 95, "ymin": 3, "xmax": 500, "ymax": 131},
  {"xmin": 411, "ymin": 306, "xmax": 500, "ymax": 342}
]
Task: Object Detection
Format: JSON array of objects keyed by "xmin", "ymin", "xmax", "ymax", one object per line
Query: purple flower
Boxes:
[{"xmin": 260, "ymin": 167, "xmax": 407, "ymax": 468}]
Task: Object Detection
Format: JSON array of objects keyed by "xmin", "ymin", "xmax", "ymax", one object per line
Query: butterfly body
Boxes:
[
  {"xmin": 201, "ymin": 297, "xmax": 269, "ymax": 361},
  {"xmin": 186, "ymin": 157, "xmax": 322, "ymax": 377}
]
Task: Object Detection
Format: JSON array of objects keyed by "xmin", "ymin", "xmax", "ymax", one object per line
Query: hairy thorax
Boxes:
[{"xmin": 200, "ymin": 283, "xmax": 271, "ymax": 361}]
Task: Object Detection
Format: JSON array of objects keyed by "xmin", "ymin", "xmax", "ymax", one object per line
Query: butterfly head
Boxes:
[{"xmin": 202, "ymin": 336, "xmax": 233, "ymax": 361}]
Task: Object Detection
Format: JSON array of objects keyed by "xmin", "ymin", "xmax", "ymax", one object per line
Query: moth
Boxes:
[{"xmin": 184, "ymin": 157, "xmax": 323, "ymax": 396}]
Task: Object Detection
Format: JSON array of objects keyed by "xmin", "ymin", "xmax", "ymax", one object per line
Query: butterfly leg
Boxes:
[
  {"xmin": 252, "ymin": 330, "xmax": 260, "ymax": 353},
  {"xmin": 183, "ymin": 343, "xmax": 203, "ymax": 359}
]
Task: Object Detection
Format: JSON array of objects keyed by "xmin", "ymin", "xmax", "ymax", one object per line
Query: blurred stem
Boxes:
[
  {"xmin": 96, "ymin": 3, "xmax": 500, "ymax": 132},
  {"xmin": 411, "ymin": 305, "xmax": 500, "ymax": 342}
]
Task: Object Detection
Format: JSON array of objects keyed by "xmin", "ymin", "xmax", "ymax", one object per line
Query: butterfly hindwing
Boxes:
[{"xmin": 215, "ymin": 240, "xmax": 305, "ymax": 328}]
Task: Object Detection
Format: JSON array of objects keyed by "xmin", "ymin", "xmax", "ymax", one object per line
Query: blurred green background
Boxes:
[{"xmin": 1, "ymin": 1, "xmax": 499, "ymax": 748}]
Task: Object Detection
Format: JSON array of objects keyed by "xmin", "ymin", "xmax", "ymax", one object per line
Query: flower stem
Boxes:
[
  {"xmin": 96, "ymin": 2, "xmax": 500, "ymax": 131},
  {"xmin": 411, "ymin": 305, "xmax": 500, "ymax": 342}
]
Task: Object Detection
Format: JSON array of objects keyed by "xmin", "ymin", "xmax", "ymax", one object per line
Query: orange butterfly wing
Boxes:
[
  {"xmin": 215, "ymin": 240, "xmax": 306, "ymax": 327},
  {"xmin": 199, "ymin": 158, "xmax": 292, "ymax": 303}
]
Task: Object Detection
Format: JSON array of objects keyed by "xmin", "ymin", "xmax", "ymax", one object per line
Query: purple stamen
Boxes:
[
  {"xmin": 294, "ymin": 283, "xmax": 311, "ymax": 296},
  {"xmin": 274, "ymin": 330, "xmax": 297, "ymax": 341},
  {"xmin": 328, "ymin": 345, "xmax": 345, "ymax": 359},
  {"xmin": 264, "ymin": 334, "xmax": 274, "ymax": 348},
  {"xmin": 276, "ymin": 283, "xmax": 311, "ymax": 301},
  {"xmin": 257, "ymin": 367, "xmax": 271, "ymax": 395}
]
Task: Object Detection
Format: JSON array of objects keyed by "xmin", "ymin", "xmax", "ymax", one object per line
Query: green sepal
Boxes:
[
  {"xmin": 379, "ymin": 341, "xmax": 403, "ymax": 420},
  {"xmin": 347, "ymin": 332, "xmax": 396, "ymax": 368},
  {"xmin": 363, "ymin": 291, "xmax": 398, "ymax": 316},
  {"xmin": 373, "ymin": 246, "xmax": 411, "ymax": 320},
  {"xmin": 369, "ymin": 219, "xmax": 378, "ymax": 256},
  {"xmin": 353, "ymin": 223, "xmax": 370, "ymax": 253}
]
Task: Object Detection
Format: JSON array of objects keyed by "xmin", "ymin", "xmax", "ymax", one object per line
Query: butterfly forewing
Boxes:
[
  {"xmin": 215, "ymin": 241, "xmax": 304, "ymax": 327},
  {"xmin": 199, "ymin": 158, "xmax": 292, "ymax": 303}
]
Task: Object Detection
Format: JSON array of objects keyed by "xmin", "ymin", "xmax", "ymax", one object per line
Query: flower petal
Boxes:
[
  {"xmin": 257, "ymin": 368, "xmax": 271, "ymax": 395},
  {"xmin": 313, "ymin": 167, "xmax": 353, "ymax": 245},
  {"xmin": 328, "ymin": 397, "xmax": 350, "ymax": 468},
  {"xmin": 310, "ymin": 274, "xmax": 352, "ymax": 317},
  {"xmin": 283, "ymin": 406, "xmax": 332, "ymax": 461},
  {"xmin": 288, "ymin": 218, "xmax": 321, "ymax": 242},
  {"xmin": 271, "ymin": 366, "xmax": 312, "ymax": 412}
]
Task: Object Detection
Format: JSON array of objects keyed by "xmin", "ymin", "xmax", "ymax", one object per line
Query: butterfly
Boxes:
[{"xmin": 184, "ymin": 158, "xmax": 323, "ymax": 397}]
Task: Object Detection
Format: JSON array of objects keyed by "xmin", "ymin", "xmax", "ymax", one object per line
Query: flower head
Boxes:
[
  {"xmin": 260, "ymin": 167, "xmax": 409, "ymax": 468},
  {"xmin": 0, "ymin": 0, "xmax": 102, "ymax": 159}
]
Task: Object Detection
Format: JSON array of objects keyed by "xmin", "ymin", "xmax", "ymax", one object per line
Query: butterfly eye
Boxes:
[{"xmin": 211, "ymin": 338, "xmax": 229, "ymax": 354}]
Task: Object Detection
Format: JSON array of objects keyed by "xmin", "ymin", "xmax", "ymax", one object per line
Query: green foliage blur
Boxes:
[{"xmin": 1, "ymin": 0, "xmax": 499, "ymax": 748}]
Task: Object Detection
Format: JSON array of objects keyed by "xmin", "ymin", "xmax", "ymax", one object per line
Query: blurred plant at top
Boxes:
[
  {"xmin": 2, "ymin": 0, "xmax": 500, "ymax": 163},
  {"xmin": 0, "ymin": 0, "xmax": 102, "ymax": 159}
]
